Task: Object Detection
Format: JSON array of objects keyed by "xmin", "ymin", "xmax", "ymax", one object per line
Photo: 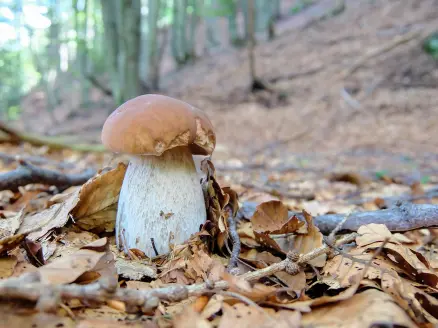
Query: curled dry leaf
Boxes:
[
  {"xmin": 251, "ymin": 200, "xmax": 303, "ymax": 234},
  {"xmin": 301, "ymin": 289, "xmax": 417, "ymax": 328},
  {"xmin": 382, "ymin": 272, "xmax": 438, "ymax": 324},
  {"xmin": 18, "ymin": 163, "xmax": 126, "ymax": 241},
  {"xmin": 281, "ymin": 211, "xmax": 326, "ymax": 267}
]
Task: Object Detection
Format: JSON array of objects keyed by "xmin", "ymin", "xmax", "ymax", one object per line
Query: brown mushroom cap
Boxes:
[{"xmin": 101, "ymin": 94, "xmax": 216, "ymax": 156}]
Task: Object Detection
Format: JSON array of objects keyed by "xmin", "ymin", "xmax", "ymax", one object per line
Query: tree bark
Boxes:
[
  {"xmin": 101, "ymin": 0, "xmax": 122, "ymax": 104},
  {"xmin": 247, "ymin": 0, "xmax": 256, "ymax": 83},
  {"xmin": 148, "ymin": 0, "xmax": 161, "ymax": 90}
]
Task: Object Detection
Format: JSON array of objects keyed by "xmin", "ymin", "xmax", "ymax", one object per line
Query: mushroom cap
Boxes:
[{"xmin": 101, "ymin": 94, "xmax": 216, "ymax": 156}]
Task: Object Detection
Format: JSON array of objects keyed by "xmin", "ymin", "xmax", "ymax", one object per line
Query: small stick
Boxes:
[
  {"xmin": 151, "ymin": 238, "xmax": 159, "ymax": 257},
  {"xmin": 226, "ymin": 206, "xmax": 241, "ymax": 274}
]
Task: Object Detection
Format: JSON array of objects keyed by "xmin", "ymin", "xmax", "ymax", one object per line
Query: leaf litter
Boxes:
[{"xmin": 0, "ymin": 143, "xmax": 436, "ymax": 328}]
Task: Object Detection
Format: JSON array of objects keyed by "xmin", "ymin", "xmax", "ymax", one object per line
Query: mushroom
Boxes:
[{"xmin": 101, "ymin": 94, "xmax": 215, "ymax": 257}]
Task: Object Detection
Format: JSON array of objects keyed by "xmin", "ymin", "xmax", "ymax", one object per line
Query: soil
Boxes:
[{"xmin": 14, "ymin": 0, "xmax": 438, "ymax": 173}]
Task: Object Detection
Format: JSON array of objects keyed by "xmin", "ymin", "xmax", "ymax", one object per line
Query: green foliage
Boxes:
[
  {"xmin": 0, "ymin": 46, "xmax": 24, "ymax": 119},
  {"xmin": 423, "ymin": 32, "xmax": 438, "ymax": 59}
]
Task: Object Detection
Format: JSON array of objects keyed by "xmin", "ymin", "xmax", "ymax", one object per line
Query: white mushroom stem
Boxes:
[{"xmin": 116, "ymin": 146, "xmax": 207, "ymax": 257}]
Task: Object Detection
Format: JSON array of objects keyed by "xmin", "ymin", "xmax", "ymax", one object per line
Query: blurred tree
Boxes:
[
  {"xmin": 148, "ymin": 0, "xmax": 161, "ymax": 90},
  {"xmin": 101, "ymin": 0, "xmax": 142, "ymax": 105}
]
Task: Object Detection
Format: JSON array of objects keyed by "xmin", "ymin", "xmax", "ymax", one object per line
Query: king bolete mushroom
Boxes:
[{"xmin": 101, "ymin": 94, "xmax": 215, "ymax": 257}]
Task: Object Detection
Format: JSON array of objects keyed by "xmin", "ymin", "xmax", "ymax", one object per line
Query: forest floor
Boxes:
[
  {"xmin": 17, "ymin": 0, "xmax": 438, "ymax": 171},
  {"xmin": 0, "ymin": 1, "xmax": 438, "ymax": 327}
]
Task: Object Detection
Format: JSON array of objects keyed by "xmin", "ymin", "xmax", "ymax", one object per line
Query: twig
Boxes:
[
  {"xmin": 0, "ymin": 121, "xmax": 106, "ymax": 153},
  {"xmin": 226, "ymin": 206, "xmax": 241, "ymax": 274},
  {"xmin": 151, "ymin": 238, "xmax": 159, "ymax": 257},
  {"xmin": 239, "ymin": 201, "xmax": 438, "ymax": 234},
  {"xmin": 0, "ymin": 233, "xmax": 357, "ymax": 311},
  {"xmin": 0, "ymin": 159, "xmax": 95, "ymax": 192}
]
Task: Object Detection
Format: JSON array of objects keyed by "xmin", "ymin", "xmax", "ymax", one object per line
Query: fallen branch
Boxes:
[
  {"xmin": 0, "ymin": 121, "xmax": 106, "ymax": 153},
  {"xmin": 0, "ymin": 159, "xmax": 95, "ymax": 192},
  {"xmin": 0, "ymin": 233, "xmax": 357, "ymax": 311},
  {"xmin": 226, "ymin": 206, "xmax": 241, "ymax": 274},
  {"xmin": 0, "ymin": 152, "xmax": 76, "ymax": 169},
  {"xmin": 239, "ymin": 201, "xmax": 438, "ymax": 234}
]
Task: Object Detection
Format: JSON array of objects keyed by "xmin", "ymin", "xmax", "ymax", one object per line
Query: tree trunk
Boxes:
[
  {"xmin": 247, "ymin": 0, "xmax": 256, "ymax": 83},
  {"xmin": 186, "ymin": 0, "xmax": 197, "ymax": 59},
  {"xmin": 101, "ymin": 0, "xmax": 122, "ymax": 104},
  {"xmin": 119, "ymin": 0, "xmax": 142, "ymax": 101},
  {"xmin": 227, "ymin": 0, "xmax": 241, "ymax": 45},
  {"xmin": 101, "ymin": 0, "xmax": 141, "ymax": 104},
  {"xmin": 204, "ymin": 0, "xmax": 220, "ymax": 50},
  {"xmin": 148, "ymin": 0, "xmax": 161, "ymax": 90}
]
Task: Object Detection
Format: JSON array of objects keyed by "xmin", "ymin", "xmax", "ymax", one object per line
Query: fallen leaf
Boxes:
[
  {"xmin": 173, "ymin": 306, "xmax": 212, "ymax": 328},
  {"xmin": 0, "ymin": 255, "xmax": 17, "ymax": 278},
  {"xmin": 219, "ymin": 303, "xmax": 300, "ymax": 328},
  {"xmin": 301, "ymin": 289, "xmax": 416, "ymax": 327},
  {"xmin": 356, "ymin": 223, "xmax": 394, "ymax": 246},
  {"xmin": 18, "ymin": 163, "xmax": 126, "ymax": 241},
  {"xmin": 36, "ymin": 237, "xmax": 115, "ymax": 284},
  {"xmin": 284, "ymin": 211, "xmax": 326, "ymax": 267},
  {"xmin": 251, "ymin": 201, "xmax": 302, "ymax": 233},
  {"xmin": 0, "ymin": 209, "xmax": 24, "ymax": 239}
]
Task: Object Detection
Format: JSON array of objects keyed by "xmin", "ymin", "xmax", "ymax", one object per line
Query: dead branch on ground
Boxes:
[
  {"xmin": 0, "ymin": 233, "xmax": 357, "ymax": 311},
  {"xmin": 0, "ymin": 159, "xmax": 95, "ymax": 192},
  {"xmin": 0, "ymin": 121, "xmax": 106, "ymax": 153},
  {"xmin": 0, "ymin": 152, "xmax": 76, "ymax": 169},
  {"xmin": 239, "ymin": 201, "xmax": 438, "ymax": 234}
]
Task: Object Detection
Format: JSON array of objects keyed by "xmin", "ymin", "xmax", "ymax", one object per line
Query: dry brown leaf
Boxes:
[
  {"xmin": 240, "ymin": 250, "xmax": 306, "ymax": 292},
  {"xmin": 18, "ymin": 163, "xmax": 126, "ymax": 241},
  {"xmin": 266, "ymin": 283, "xmax": 359, "ymax": 312},
  {"xmin": 222, "ymin": 272, "xmax": 278, "ymax": 302},
  {"xmin": 0, "ymin": 232, "xmax": 27, "ymax": 255},
  {"xmin": 361, "ymin": 241, "xmax": 438, "ymax": 288},
  {"xmin": 219, "ymin": 303, "xmax": 300, "ymax": 328},
  {"xmin": 0, "ymin": 255, "xmax": 17, "ymax": 278},
  {"xmin": 356, "ymin": 223, "xmax": 395, "ymax": 246},
  {"xmin": 282, "ymin": 211, "xmax": 326, "ymax": 267},
  {"xmin": 47, "ymin": 230, "xmax": 100, "ymax": 262},
  {"xmin": 36, "ymin": 237, "xmax": 115, "ymax": 284},
  {"xmin": 201, "ymin": 294, "xmax": 224, "ymax": 319},
  {"xmin": 251, "ymin": 201, "xmax": 303, "ymax": 233},
  {"xmin": 382, "ymin": 272, "xmax": 438, "ymax": 324},
  {"xmin": 0, "ymin": 304, "xmax": 75, "ymax": 328},
  {"xmin": 301, "ymin": 289, "xmax": 416, "ymax": 328},
  {"xmin": 74, "ymin": 203, "xmax": 118, "ymax": 233},
  {"xmin": 173, "ymin": 306, "xmax": 212, "ymax": 328}
]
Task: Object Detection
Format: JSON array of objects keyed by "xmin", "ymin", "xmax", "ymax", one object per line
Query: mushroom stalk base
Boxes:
[{"xmin": 116, "ymin": 147, "xmax": 206, "ymax": 257}]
